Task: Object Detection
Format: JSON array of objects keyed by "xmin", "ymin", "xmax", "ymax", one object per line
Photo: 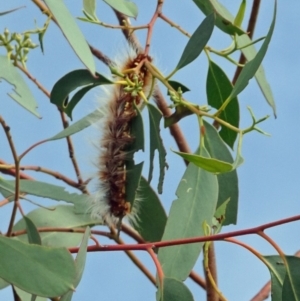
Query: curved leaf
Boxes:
[
  {"xmin": 44, "ymin": 0, "xmax": 95, "ymax": 73},
  {"xmin": 283, "ymin": 256, "xmax": 300, "ymax": 301},
  {"xmin": 24, "ymin": 216, "xmax": 42, "ymax": 245},
  {"xmin": 13, "ymin": 205, "xmax": 94, "ymax": 248},
  {"xmin": 206, "ymin": 60, "xmax": 239, "ymax": 149},
  {"xmin": 83, "ymin": 0, "xmax": 97, "ymax": 20},
  {"xmin": 228, "ymin": 2, "xmax": 277, "ymax": 103},
  {"xmin": 103, "ymin": 0, "xmax": 138, "ymax": 18},
  {"xmin": 192, "ymin": 0, "xmax": 246, "ymax": 35},
  {"xmin": 176, "ymin": 13, "xmax": 215, "ymax": 71},
  {"xmin": 158, "ymin": 277, "xmax": 194, "ymax": 301},
  {"xmin": 130, "ymin": 177, "xmax": 167, "ymax": 243},
  {"xmin": 0, "ymin": 6, "xmax": 24, "ymax": 16},
  {"xmin": 147, "ymin": 103, "xmax": 167, "ymax": 194},
  {"xmin": 0, "ymin": 235, "xmax": 76, "ymax": 297},
  {"xmin": 0, "ymin": 56, "xmax": 40, "ymax": 118},
  {"xmin": 50, "ymin": 69, "xmax": 112, "ymax": 119},
  {"xmin": 203, "ymin": 121, "xmax": 238, "ymax": 225},
  {"xmin": 158, "ymin": 154, "xmax": 218, "ymax": 280}
]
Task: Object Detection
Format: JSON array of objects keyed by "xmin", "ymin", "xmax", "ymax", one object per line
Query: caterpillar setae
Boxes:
[{"xmin": 91, "ymin": 46, "xmax": 153, "ymax": 228}]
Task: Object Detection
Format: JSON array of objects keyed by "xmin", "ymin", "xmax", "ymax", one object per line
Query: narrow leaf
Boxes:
[
  {"xmin": 283, "ymin": 256, "xmax": 300, "ymax": 301},
  {"xmin": 83, "ymin": 0, "xmax": 97, "ymax": 20},
  {"xmin": 158, "ymin": 155, "xmax": 218, "ymax": 280},
  {"xmin": 0, "ymin": 178, "xmax": 89, "ymax": 213},
  {"xmin": 50, "ymin": 69, "xmax": 112, "ymax": 119},
  {"xmin": 263, "ymin": 255, "xmax": 286, "ymax": 301},
  {"xmin": 0, "ymin": 56, "xmax": 40, "ymax": 117},
  {"xmin": 13, "ymin": 205, "xmax": 94, "ymax": 248},
  {"xmin": 49, "ymin": 109, "xmax": 104, "ymax": 141},
  {"xmin": 130, "ymin": 177, "xmax": 167, "ymax": 243},
  {"xmin": 173, "ymin": 150, "xmax": 233, "ymax": 173},
  {"xmin": 203, "ymin": 121, "xmax": 238, "ymax": 225},
  {"xmin": 0, "ymin": 236, "xmax": 76, "ymax": 297},
  {"xmin": 167, "ymin": 81, "xmax": 190, "ymax": 94},
  {"xmin": 44, "ymin": 0, "xmax": 96, "ymax": 73},
  {"xmin": 206, "ymin": 60, "xmax": 239, "ymax": 148},
  {"xmin": 0, "ymin": 6, "xmax": 24, "ymax": 16},
  {"xmin": 229, "ymin": 2, "xmax": 277, "ymax": 102},
  {"xmin": 176, "ymin": 13, "xmax": 215, "ymax": 71},
  {"xmin": 158, "ymin": 277, "xmax": 194, "ymax": 301},
  {"xmin": 103, "ymin": 0, "xmax": 138, "ymax": 18},
  {"xmin": 147, "ymin": 103, "xmax": 167, "ymax": 194},
  {"xmin": 234, "ymin": 0, "xmax": 246, "ymax": 27},
  {"xmin": 61, "ymin": 227, "xmax": 91, "ymax": 300},
  {"xmin": 24, "ymin": 216, "xmax": 42, "ymax": 245},
  {"xmin": 192, "ymin": 0, "xmax": 246, "ymax": 35}
]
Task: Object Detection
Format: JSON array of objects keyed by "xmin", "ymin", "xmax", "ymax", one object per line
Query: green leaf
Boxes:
[
  {"xmin": 0, "ymin": 235, "xmax": 76, "ymax": 297},
  {"xmin": 174, "ymin": 150, "xmax": 232, "ymax": 173},
  {"xmin": 167, "ymin": 81, "xmax": 190, "ymax": 95},
  {"xmin": 206, "ymin": 60, "xmax": 239, "ymax": 149},
  {"xmin": 49, "ymin": 109, "xmax": 104, "ymax": 141},
  {"xmin": 192, "ymin": 0, "xmax": 246, "ymax": 35},
  {"xmin": 0, "ymin": 278, "xmax": 9, "ymax": 290},
  {"xmin": 283, "ymin": 256, "xmax": 300, "ymax": 301},
  {"xmin": 203, "ymin": 121, "xmax": 238, "ymax": 225},
  {"xmin": 60, "ymin": 227, "xmax": 91, "ymax": 301},
  {"xmin": 234, "ymin": 0, "xmax": 246, "ymax": 27},
  {"xmin": 24, "ymin": 216, "xmax": 42, "ymax": 245},
  {"xmin": 14, "ymin": 287, "xmax": 47, "ymax": 301},
  {"xmin": 103, "ymin": 0, "xmax": 138, "ymax": 18},
  {"xmin": 263, "ymin": 256, "xmax": 286, "ymax": 301},
  {"xmin": 13, "ymin": 205, "xmax": 94, "ymax": 248},
  {"xmin": 50, "ymin": 69, "xmax": 112, "ymax": 119},
  {"xmin": 83, "ymin": 0, "xmax": 97, "ymax": 20},
  {"xmin": 0, "ymin": 6, "xmax": 24, "ymax": 16},
  {"xmin": 228, "ymin": 2, "xmax": 277, "ymax": 103},
  {"xmin": 44, "ymin": 0, "xmax": 95, "ymax": 73},
  {"xmin": 0, "ymin": 178, "xmax": 90, "ymax": 213},
  {"xmin": 176, "ymin": 13, "xmax": 215, "ymax": 71},
  {"xmin": 147, "ymin": 103, "xmax": 167, "ymax": 194},
  {"xmin": 126, "ymin": 162, "xmax": 143, "ymax": 210},
  {"xmin": 0, "ymin": 56, "xmax": 40, "ymax": 118},
  {"xmin": 158, "ymin": 156, "xmax": 218, "ymax": 280},
  {"xmin": 130, "ymin": 177, "xmax": 167, "ymax": 243},
  {"xmin": 157, "ymin": 277, "xmax": 194, "ymax": 301}
]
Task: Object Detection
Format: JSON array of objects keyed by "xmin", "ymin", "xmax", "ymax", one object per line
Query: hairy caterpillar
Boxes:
[{"xmin": 91, "ymin": 47, "xmax": 153, "ymax": 227}]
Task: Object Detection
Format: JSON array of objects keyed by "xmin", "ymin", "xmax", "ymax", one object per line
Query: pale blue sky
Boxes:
[{"xmin": 1, "ymin": 1, "xmax": 300, "ymax": 300}]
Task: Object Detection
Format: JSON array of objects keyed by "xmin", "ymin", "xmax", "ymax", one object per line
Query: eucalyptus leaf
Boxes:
[
  {"xmin": 282, "ymin": 256, "xmax": 300, "ymax": 301},
  {"xmin": 228, "ymin": 2, "xmax": 277, "ymax": 104},
  {"xmin": 61, "ymin": 227, "xmax": 91, "ymax": 300},
  {"xmin": 0, "ymin": 56, "xmax": 40, "ymax": 117},
  {"xmin": 147, "ymin": 103, "xmax": 167, "ymax": 194},
  {"xmin": 206, "ymin": 60, "xmax": 239, "ymax": 149},
  {"xmin": 50, "ymin": 69, "xmax": 112, "ymax": 119},
  {"xmin": 24, "ymin": 216, "xmax": 42, "ymax": 245},
  {"xmin": 0, "ymin": 6, "xmax": 24, "ymax": 16},
  {"xmin": 158, "ymin": 152, "xmax": 218, "ymax": 280},
  {"xmin": 263, "ymin": 255, "xmax": 286, "ymax": 301},
  {"xmin": 203, "ymin": 121, "xmax": 238, "ymax": 225},
  {"xmin": 0, "ymin": 278, "xmax": 9, "ymax": 290},
  {"xmin": 49, "ymin": 109, "xmax": 104, "ymax": 141},
  {"xmin": 0, "ymin": 178, "xmax": 90, "ymax": 214},
  {"xmin": 130, "ymin": 177, "xmax": 167, "ymax": 243},
  {"xmin": 192, "ymin": 0, "xmax": 246, "ymax": 35},
  {"xmin": 103, "ymin": 0, "xmax": 138, "ymax": 18},
  {"xmin": 0, "ymin": 236, "xmax": 76, "ymax": 297},
  {"xmin": 157, "ymin": 277, "xmax": 194, "ymax": 301},
  {"xmin": 44, "ymin": 0, "xmax": 95, "ymax": 73},
  {"xmin": 83, "ymin": 0, "xmax": 97, "ymax": 20},
  {"xmin": 234, "ymin": 0, "xmax": 246, "ymax": 27},
  {"xmin": 167, "ymin": 80, "xmax": 190, "ymax": 95},
  {"xmin": 13, "ymin": 205, "xmax": 94, "ymax": 248},
  {"xmin": 176, "ymin": 13, "xmax": 215, "ymax": 71}
]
